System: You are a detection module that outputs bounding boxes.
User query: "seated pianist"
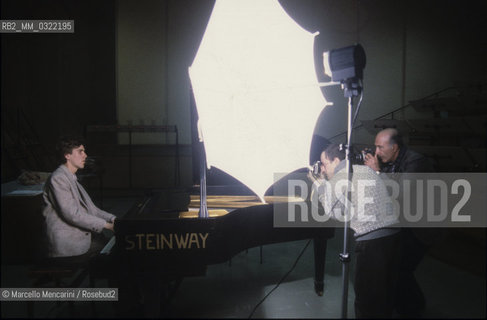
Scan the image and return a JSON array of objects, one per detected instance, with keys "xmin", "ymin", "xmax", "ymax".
[{"xmin": 42, "ymin": 135, "xmax": 116, "ymax": 259}]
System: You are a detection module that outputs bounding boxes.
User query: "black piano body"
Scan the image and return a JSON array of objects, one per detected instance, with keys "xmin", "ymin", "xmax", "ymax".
[{"xmin": 94, "ymin": 183, "xmax": 335, "ymax": 297}]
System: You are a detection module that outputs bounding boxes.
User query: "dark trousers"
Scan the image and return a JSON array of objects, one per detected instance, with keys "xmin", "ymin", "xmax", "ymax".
[
  {"xmin": 354, "ymin": 232, "xmax": 401, "ymax": 319},
  {"xmin": 394, "ymin": 228, "xmax": 428, "ymax": 316}
]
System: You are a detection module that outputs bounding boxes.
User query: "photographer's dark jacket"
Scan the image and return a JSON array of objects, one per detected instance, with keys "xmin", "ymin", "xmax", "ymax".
[
  {"xmin": 379, "ymin": 146, "xmax": 440, "ymax": 245},
  {"xmin": 380, "ymin": 146, "xmax": 433, "ymax": 173}
]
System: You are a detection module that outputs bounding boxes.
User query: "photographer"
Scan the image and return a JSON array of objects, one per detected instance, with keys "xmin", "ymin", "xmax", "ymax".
[
  {"xmin": 309, "ymin": 143, "xmax": 400, "ymax": 318},
  {"xmin": 363, "ymin": 128, "xmax": 432, "ymax": 173},
  {"xmin": 363, "ymin": 128, "xmax": 435, "ymax": 317}
]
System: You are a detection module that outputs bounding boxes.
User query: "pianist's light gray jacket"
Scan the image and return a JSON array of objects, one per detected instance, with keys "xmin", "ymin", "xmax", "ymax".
[{"xmin": 42, "ymin": 164, "xmax": 115, "ymax": 257}]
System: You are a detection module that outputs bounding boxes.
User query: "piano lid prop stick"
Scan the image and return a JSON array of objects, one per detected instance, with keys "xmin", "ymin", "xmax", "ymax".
[{"xmin": 198, "ymin": 120, "xmax": 209, "ymax": 218}]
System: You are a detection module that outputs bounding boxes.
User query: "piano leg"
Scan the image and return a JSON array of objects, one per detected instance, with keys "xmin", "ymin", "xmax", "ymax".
[
  {"xmin": 159, "ymin": 276, "xmax": 183, "ymax": 317},
  {"xmin": 313, "ymin": 237, "xmax": 328, "ymax": 296}
]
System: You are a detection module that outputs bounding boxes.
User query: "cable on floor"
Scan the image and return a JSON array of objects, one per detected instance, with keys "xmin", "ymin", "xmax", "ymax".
[{"xmin": 248, "ymin": 239, "xmax": 312, "ymax": 319}]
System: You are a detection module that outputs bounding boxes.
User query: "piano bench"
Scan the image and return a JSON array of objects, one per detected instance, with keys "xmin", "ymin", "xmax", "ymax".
[
  {"xmin": 28, "ymin": 265, "xmax": 88, "ymax": 287},
  {"xmin": 26, "ymin": 260, "xmax": 90, "ymax": 317}
]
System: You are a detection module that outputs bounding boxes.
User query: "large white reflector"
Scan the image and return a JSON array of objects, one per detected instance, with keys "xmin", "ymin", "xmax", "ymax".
[{"xmin": 189, "ymin": 0, "xmax": 328, "ymax": 202}]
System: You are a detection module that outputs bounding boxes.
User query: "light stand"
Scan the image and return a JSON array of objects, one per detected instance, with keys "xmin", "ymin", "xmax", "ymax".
[
  {"xmin": 323, "ymin": 44, "xmax": 365, "ymax": 318},
  {"xmin": 339, "ymin": 79, "xmax": 362, "ymax": 318}
]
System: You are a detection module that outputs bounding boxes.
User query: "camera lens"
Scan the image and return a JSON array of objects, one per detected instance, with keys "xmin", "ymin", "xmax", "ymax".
[{"xmin": 312, "ymin": 161, "xmax": 321, "ymax": 176}]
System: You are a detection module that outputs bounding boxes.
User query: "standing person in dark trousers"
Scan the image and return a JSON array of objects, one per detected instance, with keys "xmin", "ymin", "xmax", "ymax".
[
  {"xmin": 309, "ymin": 143, "xmax": 401, "ymax": 318},
  {"xmin": 364, "ymin": 128, "xmax": 436, "ymax": 316}
]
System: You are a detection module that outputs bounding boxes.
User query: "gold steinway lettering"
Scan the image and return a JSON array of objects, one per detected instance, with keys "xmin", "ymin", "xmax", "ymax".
[
  {"xmin": 161, "ymin": 234, "xmax": 173, "ymax": 249},
  {"xmin": 124, "ymin": 233, "xmax": 210, "ymax": 250},
  {"xmin": 146, "ymin": 233, "xmax": 155, "ymax": 250},
  {"xmin": 125, "ymin": 235, "xmax": 135, "ymax": 250},
  {"xmin": 189, "ymin": 233, "xmax": 199, "ymax": 248},
  {"xmin": 136, "ymin": 234, "xmax": 144, "ymax": 250},
  {"xmin": 156, "ymin": 232, "xmax": 160, "ymax": 249},
  {"xmin": 199, "ymin": 232, "xmax": 209, "ymax": 248},
  {"xmin": 175, "ymin": 233, "xmax": 189, "ymax": 249}
]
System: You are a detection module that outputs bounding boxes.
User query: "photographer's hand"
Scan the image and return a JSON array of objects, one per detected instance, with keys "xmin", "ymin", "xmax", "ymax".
[
  {"xmin": 364, "ymin": 153, "xmax": 380, "ymax": 171},
  {"xmin": 307, "ymin": 171, "xmax": 318, "ymax": 184}
]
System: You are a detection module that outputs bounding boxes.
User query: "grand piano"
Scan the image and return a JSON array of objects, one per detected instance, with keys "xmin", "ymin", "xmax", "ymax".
[
  {"xmin": 90, "ymin": 135, "xmax": 335, "ymax": 314},
  {"xmin": 100, "ymin": 181, "xmax": 333, "ymax": 279},
  {"xmin": 91, "ymin": 189, "xmax": 335, "ymax": 319}
]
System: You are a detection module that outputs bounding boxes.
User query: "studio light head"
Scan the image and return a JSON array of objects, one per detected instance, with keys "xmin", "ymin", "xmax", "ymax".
[{"xmin": 323, "ymin": 44, "xmax": 366, "ymax": 83}]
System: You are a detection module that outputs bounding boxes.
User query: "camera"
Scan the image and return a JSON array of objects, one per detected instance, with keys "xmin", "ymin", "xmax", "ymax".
[
  {"xmin": 309, "ymin": 160, "xmax": 322, "ymax": 178},
  {"xmin": 350, "ymin": 148, "xmax": 374, "ymax": 164}
]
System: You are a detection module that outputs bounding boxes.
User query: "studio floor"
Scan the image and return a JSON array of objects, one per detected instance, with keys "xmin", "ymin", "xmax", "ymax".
[{"xmin": 1, "ymin": 196, "xmax": 485, "ymax": 318}]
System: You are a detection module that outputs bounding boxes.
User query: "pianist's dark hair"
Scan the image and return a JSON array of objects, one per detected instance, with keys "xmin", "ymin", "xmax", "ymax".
[
  {"xmin": 322, "ymin": 143, "xmax": 345, "ymax": 161},
  {"xmin": 56, "ymin": 135, "xmax": 86, "ymax": 164}
]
